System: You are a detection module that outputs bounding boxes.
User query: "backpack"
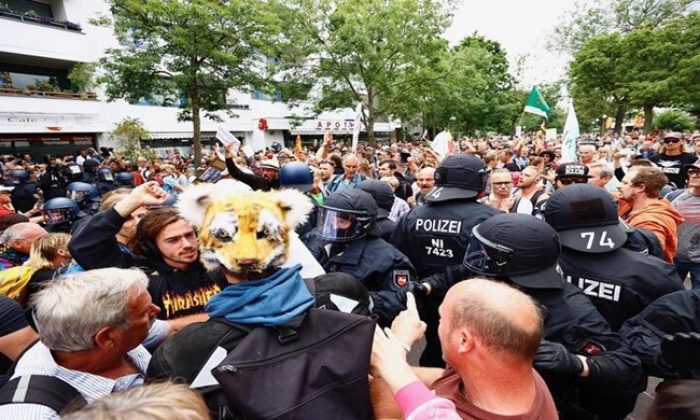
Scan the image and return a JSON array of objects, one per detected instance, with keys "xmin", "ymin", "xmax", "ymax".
[
  {"xmin": 0, "ymin": 375, "xmax": 86, "ymax": 415},
  {"xmin": 148, "ymin": 274, "xmax": 376, "ymax": 419},
  {"xmin": 213, "ymin": 308, "xmax": 375, "ymax": 420}
]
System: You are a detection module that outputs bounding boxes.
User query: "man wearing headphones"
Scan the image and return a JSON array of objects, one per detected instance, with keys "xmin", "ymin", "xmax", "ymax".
[{"xmin": 68, "ymin": 182, "xmax": 228, "ymax": 322}]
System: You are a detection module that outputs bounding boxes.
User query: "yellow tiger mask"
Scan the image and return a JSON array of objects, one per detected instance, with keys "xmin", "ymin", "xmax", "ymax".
[{"xmin": 177, "ymin": 181, "xmax": 314, "ymax": 276}]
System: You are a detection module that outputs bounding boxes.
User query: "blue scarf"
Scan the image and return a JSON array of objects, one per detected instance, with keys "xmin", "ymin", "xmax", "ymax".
[{"xmin": 205, "ymin": 265, "xmax": 314, "ymax": 327}]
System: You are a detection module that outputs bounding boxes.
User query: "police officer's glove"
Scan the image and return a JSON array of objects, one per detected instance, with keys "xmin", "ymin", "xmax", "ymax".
[
  {"xmin": 661, "ymin": 332, "xmax": 700, "ymax": 369},
  {"xmin": 397, "ymin": 282, "xmax": 428, "ymax": 306},
  {"xmin": 533, "ymin": 340, "xmax": 583, "ymax": 377}
]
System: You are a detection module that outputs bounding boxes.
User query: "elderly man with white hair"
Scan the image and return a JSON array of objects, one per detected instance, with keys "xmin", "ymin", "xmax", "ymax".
[{"xmin": 0, "ymin": 268, "xmax": 159, "ymax": 419}]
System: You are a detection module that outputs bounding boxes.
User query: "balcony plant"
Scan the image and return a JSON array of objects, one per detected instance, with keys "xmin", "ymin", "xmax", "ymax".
[
  {"xmin": 68, "ymin": 63, "xmax": 95, "ymax": 93},
  {"xmin": 61, "ymin": 20, "xmax": 81, "ymax": 31}
]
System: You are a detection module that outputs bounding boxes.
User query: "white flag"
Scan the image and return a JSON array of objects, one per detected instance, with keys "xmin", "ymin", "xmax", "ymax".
[
  {"xmin": 561, "ymin": 102, "xmax": 579, "ymax": 163},
  {"xmin": 431, "ymin": 130, "xmax": 452, "ymax": 159},
  {"xmin": 216, "ymin": 125, "xmax": 241, "ymax": 155},
  {"xmin": 351, "ymin": 102, "xmax": 363, "ymax": 152}
]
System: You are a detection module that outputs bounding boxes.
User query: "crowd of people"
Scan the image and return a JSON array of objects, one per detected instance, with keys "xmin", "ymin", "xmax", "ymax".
[{"xmin": 0, "ymin": 128, "xmax": 699, "ymax": 419}]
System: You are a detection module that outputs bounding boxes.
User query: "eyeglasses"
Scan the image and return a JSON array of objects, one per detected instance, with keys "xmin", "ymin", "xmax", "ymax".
[
  {"xmin": 558, "ymin": 177, "xmax": 588, "ymax": 185},
  {"xmin": 664, "ymin": 138, "xmax": 681, "ymax": 144},
  {"xmin": 688, "ymin": 169, "xmax": 700, "ymax": 177}
]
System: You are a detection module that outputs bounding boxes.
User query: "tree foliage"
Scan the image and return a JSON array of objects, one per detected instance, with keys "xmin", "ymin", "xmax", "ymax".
[
  {"xmin": 291, "ymin": 0, "xmax": 453, "ymax": 144},
  {"xmin": 552, "ymin": 0, "xmax": 697, "ymax": 54},
  {"xmin": 100, "ymin": 0, "xmax": 301, "ymax": 165},
  {"xmin": 568, "ymin": 11, "xmax": 700, "ymax": 133},
  {"xmin": 111, "ymin": 117, "xmax": 156, "ymax": 161},
  {"xmin": 653, "ymin": 109, "xmax": 696, "ymax": 131}
]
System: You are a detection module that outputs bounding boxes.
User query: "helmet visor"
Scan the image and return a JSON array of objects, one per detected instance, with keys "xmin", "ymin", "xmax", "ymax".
[
  {"xmin": 43, "ymin": 208, "xmax": 73, "ymax": 225},
  {"xmin": 463, "ymin": 226, "xmax": 514, "ymax": 276},
  {"xmin": 317, "ymin": 208, "xmax": 367, "ymax": 242},
  {"xmin": 69, "ymin": 190, "xmax": 87, "ymax": 203}
]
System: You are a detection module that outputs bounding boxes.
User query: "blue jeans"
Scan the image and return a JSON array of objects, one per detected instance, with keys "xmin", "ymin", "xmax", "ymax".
[{"xmin": 674, "ymin": 259, "xmax": 700, "ymax": 289}]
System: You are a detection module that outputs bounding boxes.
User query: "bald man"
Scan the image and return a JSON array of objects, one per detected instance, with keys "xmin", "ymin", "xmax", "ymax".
[{"xmin": 371, "ymin": 279, "xmax": 558, "ymax": 419}]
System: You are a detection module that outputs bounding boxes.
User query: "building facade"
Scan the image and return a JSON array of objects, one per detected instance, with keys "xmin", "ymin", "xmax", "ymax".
[{"xmin": 0, "ymin": 0, "xmax": 395, "ymax": 160}]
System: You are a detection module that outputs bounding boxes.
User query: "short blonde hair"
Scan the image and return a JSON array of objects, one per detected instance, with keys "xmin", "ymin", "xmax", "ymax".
[
  {"xmin": 25, "ymin": 232, "xmax": 70, "ymax": 271},
  {"xmin": 62, "ymin": 382, "xmax": 209, "ymax": 420}
]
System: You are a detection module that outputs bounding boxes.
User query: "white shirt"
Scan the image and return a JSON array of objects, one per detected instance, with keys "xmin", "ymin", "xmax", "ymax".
[{"xmin": 0, "ymin": 341, "xmax": 151, "ymax": 419}]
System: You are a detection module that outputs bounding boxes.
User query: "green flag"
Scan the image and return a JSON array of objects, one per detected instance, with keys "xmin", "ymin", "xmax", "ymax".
[{"xmin": 523, "ymin": 86, "xmax": 551, "ymax": 119}]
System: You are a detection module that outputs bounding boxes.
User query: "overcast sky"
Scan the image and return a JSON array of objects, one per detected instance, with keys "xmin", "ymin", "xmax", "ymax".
[{"xmin": 444, "ymin": 0, "xmax": 579, "ymax": 88}]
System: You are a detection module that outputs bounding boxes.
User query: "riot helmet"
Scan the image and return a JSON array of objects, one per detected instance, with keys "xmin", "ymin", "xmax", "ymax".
[
  {"xmin": 67, "ymin": 182, "xmax": 99, "ymax": 207},
  {"xmin": 464, "ymin": 213, "xmax": 564, "ymax": 289},
  {"xmin": 97, "ymin": 167, "xmax": 114, "ymax": 182},
  {"xmin": 9, "ymin": 169, "xmax": 29, "ymax": 184},
  {"xmin": 280, "ymin": 162, "xmax": 313, "ymax": 192},
  {"xmin": 317, "ymin": 189, "xmax": 380, "ymax": 242},
  {"xmin": 63, "ymin": 163, "xmax": 84, "ymax": 183},
  {"xmin": 42, "ymin": 197, "xmax": 80, "ymax": 225},
  {"xmin": 115, "ymin": 171, "xmax": 135, "ymax": 186}
]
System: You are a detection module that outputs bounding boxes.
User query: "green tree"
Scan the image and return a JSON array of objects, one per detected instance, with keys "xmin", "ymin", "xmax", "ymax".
[
  {"xmin": 111, "ymin": 117, "xmax": 155, "ymax": 161},
  {"xmin": 568, "ymin": 33, "xmax": 633, "ymax": 134},
  {"xmin": 99, "ymin": 0, "xmax": 299, "ymax": 165},
  {"xmin": 551, "ymin": 0, "xmax": 697, "ymax": 54},
  {"xmin": 653, "ymin": 109, "xmax": 695, "ymax": 131},
  {"xmin": 294, "ymin": 0, "xmax": 453, "ymax": 145},
  {"xmin": 416, "ymin": 35, "xmax": 522, "ymax": 137}
]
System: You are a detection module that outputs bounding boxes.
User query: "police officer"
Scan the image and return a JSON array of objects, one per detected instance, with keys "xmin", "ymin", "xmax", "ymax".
[
  {"xmin": 62, "ymin": 162, "xmax": 84, "ymax": 183},
  {"xmin": 620, "ymin": 289, "xmax": 700, "ymax": 379},
  {"xmin": 8, "ymin": 169, "xmax": 39, "ymax": 213},
  {"xmin": 82, "ymin": 158, "xmax": 100, "ymax": 184},
  {"xmin": 356, "ymin": 179, "xmax": 396, "ymax": 242},
  {"xmin": 279, "ymin": 161, "xmax": 318, "ymax": 237},
  {"xmin": 67, "ymin": 182, "xmax": 100, "ymax": 215},
  {"xmin": 390, "ymin": 153, "xmax": 499, "ymax": 366},
  {"xmin": 543, "ymin": 184, "xmax": 683, "ymax": 330},
  {"xmin": 39, "ymin": 155, "xmax": 68, "ymax": 200},
  {"xmin": 305, "ymin": 188, "xmax": 416, "ymax": 325},
  {"xmin": 42, "ymin": 197, "xmax": 82, "ymax": 233},
  {"xmin": 96, "ymin": 167, "xmax": 118, "ymax": 195},
  {"xmin": 463, "ymin": 213, "xmax": 647, "ymax": 419}
]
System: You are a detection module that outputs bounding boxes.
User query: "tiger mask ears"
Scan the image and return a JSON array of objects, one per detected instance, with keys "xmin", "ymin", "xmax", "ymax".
[{"xmin": 177, "ymin": 182, "xmax": 314, "ymax": 231}]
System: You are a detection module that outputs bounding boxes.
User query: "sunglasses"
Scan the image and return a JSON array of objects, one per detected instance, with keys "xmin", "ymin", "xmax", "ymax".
[
  {"xmin": 558, "ymin": 177, "xmax": 588, "ymax": 185},
  {"xmin": 664, "ymin": 138, "xmax": 681, "ymax": 144}
]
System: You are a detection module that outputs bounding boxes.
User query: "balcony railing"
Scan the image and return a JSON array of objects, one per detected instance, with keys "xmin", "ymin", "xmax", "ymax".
[
  {"xmin": 0, "ymin": 87, "xmax": 97, "ymax": 100},
  {"xmin": 0, "ymin": 9, "xmax": 82, "ymax": 32}
]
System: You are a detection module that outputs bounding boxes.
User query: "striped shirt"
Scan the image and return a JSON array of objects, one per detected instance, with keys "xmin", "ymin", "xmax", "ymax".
[{"xmin": 0, "ymin": 341, "xmax": 150, "ymax": 419}]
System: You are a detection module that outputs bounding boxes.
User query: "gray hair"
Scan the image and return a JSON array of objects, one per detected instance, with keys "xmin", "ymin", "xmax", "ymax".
[
  {"xmin": 1, "ymin": 222, "xmax": 43, "ymax": 245},
  {"xmin": 31, "ymin": 268, "xmax": 149, "ymax": 352},
  {"xmin": 589, "ymin": 162, "xmax": 614, "ymax": 179}
]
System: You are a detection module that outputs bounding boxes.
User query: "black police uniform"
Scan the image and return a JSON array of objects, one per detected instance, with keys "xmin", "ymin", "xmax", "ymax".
[
  {"xmin": 306, "ymin": 233, "xmax": 416, "ymax": 324},
  {"xmin": 620, "ymin": 289, "xmax": 700, "ymax": 379},
  {"xmin": 10, "ymin": 181, "xmax": 38, "ymax": 213},
  {"xmin": 559, "ymin": 248, "xmax": 683, "ymax": 330},
  {"xmin": 543, "ymin": 184, "xmax": 683, "ymax": 331},
  {"xmin": 391, "ymin": 200, "xmax": 499, "ymax": 277},
  {"xmin": 533, "ymin": 283, "xmax": 647, "ymax": 419},
  {"xmin": 39, "ymin": 166, "xmax": 67, "ymax": 199},
  {"xmin": 390, "ymin": 154, "xmax": 499, "ymax": 367}
]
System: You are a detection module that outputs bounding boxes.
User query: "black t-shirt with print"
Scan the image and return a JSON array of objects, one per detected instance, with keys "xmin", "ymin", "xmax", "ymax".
[{"xmin": 650, "ymin": 153, "xmax": 697, "ymax": 188}]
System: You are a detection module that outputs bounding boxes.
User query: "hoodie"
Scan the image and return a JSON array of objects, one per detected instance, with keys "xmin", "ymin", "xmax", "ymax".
[{"xmin": 625, "ymin": 199, "xmax": 683, "ymax": 263}]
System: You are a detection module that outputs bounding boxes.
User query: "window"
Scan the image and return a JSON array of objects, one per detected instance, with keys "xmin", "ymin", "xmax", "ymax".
[{"xmin": 5, "ymin": 0, "xmax": 52, "ymax": 17}]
